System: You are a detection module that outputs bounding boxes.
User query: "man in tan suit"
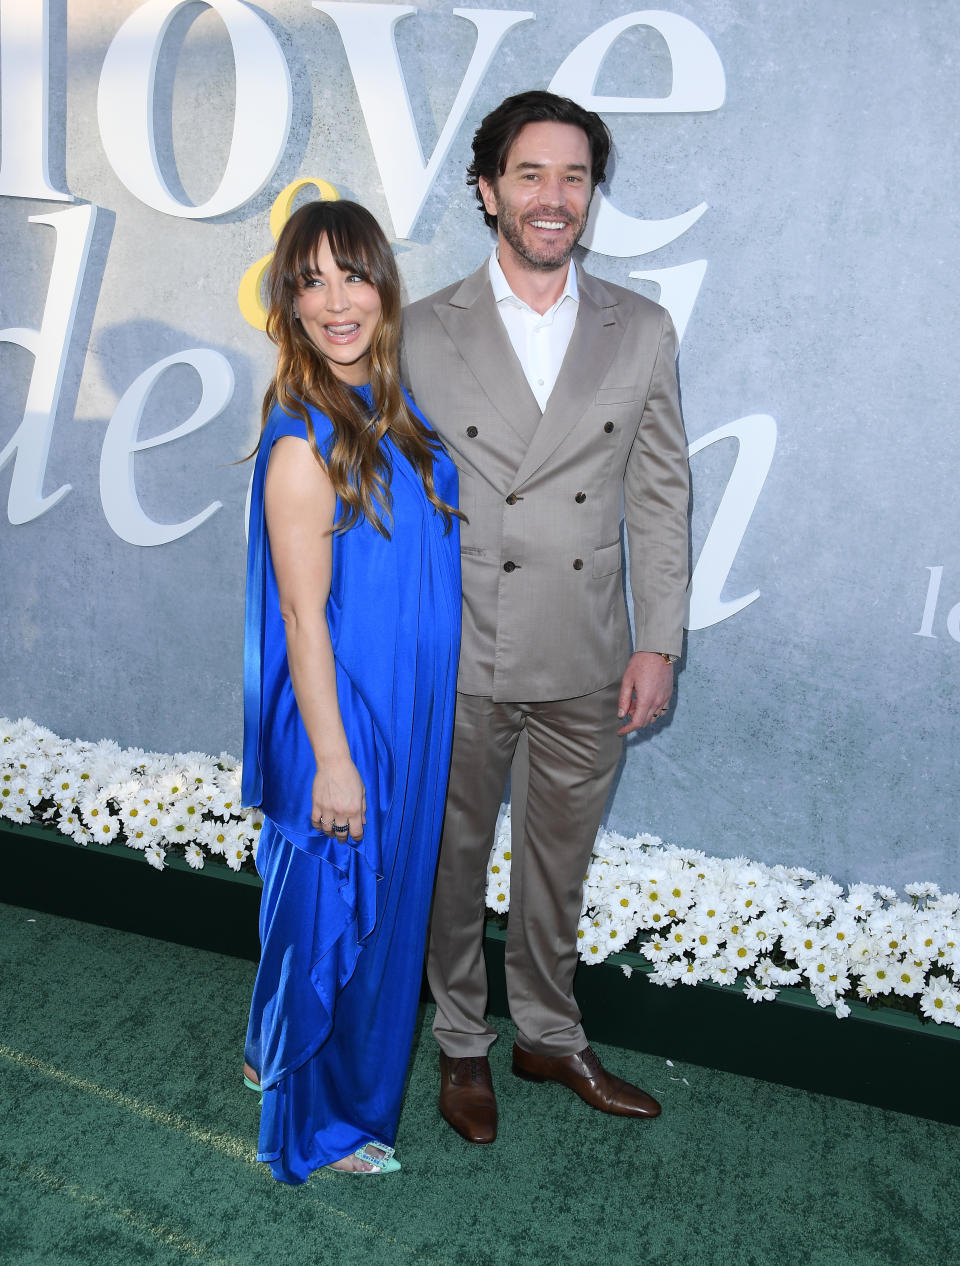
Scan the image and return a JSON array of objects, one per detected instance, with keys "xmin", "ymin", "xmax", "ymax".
[{"xmin": 401, "ymin": 91, "xmax": 689, "ymax": 1144}]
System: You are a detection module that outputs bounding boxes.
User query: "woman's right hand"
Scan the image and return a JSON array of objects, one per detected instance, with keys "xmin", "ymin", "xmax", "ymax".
[{"xmin": 312, "ymin": 755, "xmax": 366, "ymax": 842}]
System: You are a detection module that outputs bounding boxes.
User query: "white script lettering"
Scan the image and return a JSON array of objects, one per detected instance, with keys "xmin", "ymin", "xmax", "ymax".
[
  {"xmin": 551, "ymin": 10, "xmax": 725, "ymax": 258},
  {"xmin": 686, "ymin": 415, "xmax": 777, "ymax": 631},
  {"xmin": 100, "ymin": 349, "xmax": 233, "ymax": 547},
  {"xmin": 0, "ymin": 0, "xmax": 72, "ymax": 201},
  {"xmin": 0, "ymin": 205, "xmax": 99, "ymax": 523},
  {"xmin": 914, "ymin": 566, "xmax": 960, "ymax": 643},
  {"xmin": 313, "ymin": 3, "xmax": 534, "ymax": 240},
  {"xmin": 97, "ymin": 0, "xmax": 291, "ymax": 219}
]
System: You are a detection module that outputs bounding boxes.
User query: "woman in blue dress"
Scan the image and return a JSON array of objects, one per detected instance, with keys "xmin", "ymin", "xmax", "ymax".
[{"xmin": 240, "ymin": 200, "xmax": 461, "ymax": 1180}]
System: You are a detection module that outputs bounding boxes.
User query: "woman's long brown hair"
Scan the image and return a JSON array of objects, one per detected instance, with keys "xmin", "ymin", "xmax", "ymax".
[{"xmin": 258, "ymin": 199, "xmax": 459, "ymax": 537}]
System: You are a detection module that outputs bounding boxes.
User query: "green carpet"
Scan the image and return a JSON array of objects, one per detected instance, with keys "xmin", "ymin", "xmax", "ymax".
[{"xmin": 2, "ymin": 902, "xmax": 959, "ymax": 1266}]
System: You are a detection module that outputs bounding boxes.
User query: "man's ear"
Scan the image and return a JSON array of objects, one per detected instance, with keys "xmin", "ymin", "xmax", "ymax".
[{"xmin": 478, "ymin": 176, "xmax": 498, "ymax": 217}]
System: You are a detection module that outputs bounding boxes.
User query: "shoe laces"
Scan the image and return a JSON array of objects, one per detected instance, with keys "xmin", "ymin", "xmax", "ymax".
[
  {"xmin": 452, "ymin": 1056, "xmax": 491, "ymax": 1086},
  {"xmin": 579, "ymin": 1045, "xmax": 602, "ymax": 1076}
]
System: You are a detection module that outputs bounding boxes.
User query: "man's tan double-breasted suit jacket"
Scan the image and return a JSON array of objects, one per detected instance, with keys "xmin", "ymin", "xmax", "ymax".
[
  {"xmin": 402, "ymin": 258, "xmax": 689, "ymax": 1057},
  {"xmin": 401, "ymin": 260, "xmax": 690, "ymax": 695}
]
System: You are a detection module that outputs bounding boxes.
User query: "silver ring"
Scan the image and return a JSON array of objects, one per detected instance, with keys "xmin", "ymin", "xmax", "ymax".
[{"xmin": 333, "ymin": 824, "xmax": 349, "ymax": 835}]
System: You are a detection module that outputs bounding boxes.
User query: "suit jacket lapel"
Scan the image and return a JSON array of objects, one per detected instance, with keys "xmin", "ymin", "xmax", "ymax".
[
  {"xmin": 511, "ymin": 267, "xmax": 624, "ymax": 489},
  {"xmin": 433, "ymin": 263, "xmax": 542, "ymax": 445}
]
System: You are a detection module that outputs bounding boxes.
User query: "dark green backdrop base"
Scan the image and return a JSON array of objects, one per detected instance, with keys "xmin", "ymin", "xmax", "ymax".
[{"xmin": 4, "ymin": 822, "xmax": 959, "ymax": 1126}]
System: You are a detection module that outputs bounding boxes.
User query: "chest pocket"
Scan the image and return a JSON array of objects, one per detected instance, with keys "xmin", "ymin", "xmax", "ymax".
[{"xmin": 596, "ymin": 386, "xmax": 641, "ymax": 405}]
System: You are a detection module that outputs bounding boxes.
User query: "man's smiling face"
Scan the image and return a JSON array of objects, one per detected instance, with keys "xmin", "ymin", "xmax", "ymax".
[{"xmin": 479, "ymin": 120, "xmax": 593, "ymax": 274}]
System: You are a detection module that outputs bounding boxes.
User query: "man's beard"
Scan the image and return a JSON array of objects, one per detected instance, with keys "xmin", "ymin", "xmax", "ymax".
[{"xmin": 495, "ymin": 199, "xmax": 589, "ymax": 271}]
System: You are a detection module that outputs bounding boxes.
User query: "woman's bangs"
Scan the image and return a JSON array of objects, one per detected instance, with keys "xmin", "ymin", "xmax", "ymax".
[{"xmin": 324, "ymin": 219, "xmax": 376, "ymax": 284}]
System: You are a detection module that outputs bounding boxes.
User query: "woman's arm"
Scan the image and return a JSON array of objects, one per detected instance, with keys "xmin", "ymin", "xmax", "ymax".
[{"xmin": 264, "ymin": 434, "xmax": 366, "ymax": 841}]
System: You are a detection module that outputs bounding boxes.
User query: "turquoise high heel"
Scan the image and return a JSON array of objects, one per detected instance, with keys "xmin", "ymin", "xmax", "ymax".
[
  {"xmin": 242, "ymin": 1071, "xmax": 263, "ymax": 1107},
  {"xmin": 326, "ymin": 1142, "xmax": 401, "ymax": 1175}
]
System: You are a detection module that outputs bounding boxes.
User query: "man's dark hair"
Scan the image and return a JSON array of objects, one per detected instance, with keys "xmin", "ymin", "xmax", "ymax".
[{"xmin": 466, "ymin": 90, "xmax": 612, "ymax": 230}]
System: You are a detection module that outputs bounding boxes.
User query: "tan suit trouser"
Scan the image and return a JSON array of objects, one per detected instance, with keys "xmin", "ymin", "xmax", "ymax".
[{"xmin": 426, "ymin": 683, "xmax": 623, "ymax": 1057}]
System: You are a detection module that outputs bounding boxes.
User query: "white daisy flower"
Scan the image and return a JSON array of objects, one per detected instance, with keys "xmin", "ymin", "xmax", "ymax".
[
  {"xmin": 857, "ymin": 962, "xmax": 895, "ymax": 997},
  {"xmin": 919, "ymin": 976, "xmax": 960, "ymax": 1025},
  {"xmin": 226, "ymin": 843, "xmax": 249, "ymax": 872},
  {"xmin": 905, "ymin": 881, "xmax": 942, "ymax": 903},
  {"xmin": 889, "ymin": 961, "xmax": 924, "ymax": 997},
  {"xmin": 144, "ymin": 844, "xmax": 166, "ymax": 870},
  {"xmin": 93, "ymin": 812, "xmax": 122, "ymax": 845},
  {"xmin": 184, "ymin": 843, "xmax": 205, "ymax": 870},
  {"xmin": 743, "ymin": 978, "xmax": 777, "ymax": 1004}
]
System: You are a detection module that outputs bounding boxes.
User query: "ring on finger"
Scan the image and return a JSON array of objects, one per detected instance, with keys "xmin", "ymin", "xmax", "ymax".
[{"xmin": 333, "ymin": 823, "xmax": 349, "ymax": 835}]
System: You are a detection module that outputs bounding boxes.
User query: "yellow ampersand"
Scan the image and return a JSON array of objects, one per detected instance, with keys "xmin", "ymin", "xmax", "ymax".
[{"xmin": 237, "ymin": 178, "xmax": 340, "ymax": 331}]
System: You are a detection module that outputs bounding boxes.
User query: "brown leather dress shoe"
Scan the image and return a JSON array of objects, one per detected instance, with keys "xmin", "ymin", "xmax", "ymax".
[
  {"xmin": 438, "ymin": 1052, "xmax": 498, "ymax": 1143},
  {"xmin": 511, "ymin": 1042, "xmax": 661, "ymax": 1118}
]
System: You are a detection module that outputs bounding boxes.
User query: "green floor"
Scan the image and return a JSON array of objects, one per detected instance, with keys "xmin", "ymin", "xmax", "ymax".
[{"xmin": 2, "ymin": 902, "xmax": 959, "ymax": 1266}]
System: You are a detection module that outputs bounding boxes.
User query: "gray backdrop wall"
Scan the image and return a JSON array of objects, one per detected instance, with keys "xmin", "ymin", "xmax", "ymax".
[{"xmin": 2, "ymin": 0, "xmax": 958, "ymax": 889}]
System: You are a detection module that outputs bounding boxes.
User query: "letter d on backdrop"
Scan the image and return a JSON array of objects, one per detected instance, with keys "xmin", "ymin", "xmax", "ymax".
[{"xmin": 0, "ymin": 206, "xmax": 99, "ymax": 525}]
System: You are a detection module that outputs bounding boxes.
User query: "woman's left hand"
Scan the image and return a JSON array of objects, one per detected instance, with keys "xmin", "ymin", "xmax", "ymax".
[{"xmin": 312, "ymin": 755, "xmax": 366, "ymax": 842}]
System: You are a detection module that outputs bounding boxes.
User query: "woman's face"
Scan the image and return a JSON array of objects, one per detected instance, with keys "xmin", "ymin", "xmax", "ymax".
[{"xmin": 294, "ymin": 234, "xmax": 382, "ymax": 385}]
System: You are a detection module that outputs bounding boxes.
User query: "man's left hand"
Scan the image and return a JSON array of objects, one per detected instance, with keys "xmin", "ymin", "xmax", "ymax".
[{"xmin": 617, "ymin": 652, "xmax": 675, "ymax": 736}]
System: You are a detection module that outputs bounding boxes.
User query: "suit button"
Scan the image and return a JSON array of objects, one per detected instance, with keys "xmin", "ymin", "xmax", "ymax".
[
  {"xmin": 575, "ymin": 492, "xmax": 586, "ymax": 503},
  {"xmin": 503, "ymin": 561, "xmax": 517, "ymax": 573},
  {"xmin": 466, "ymin": 425, "xmax": 478, "ymax": 437},
  {"xmin": 603, "ymin": 421, "xmax": 614, "ymax": 434},
  {"xmin": 505, "ymin": 493, "xmax": 518, "ymax": 505},
  {"xmin": 573, "ymin": 558, "xmax": 584, "ymax": 570}
]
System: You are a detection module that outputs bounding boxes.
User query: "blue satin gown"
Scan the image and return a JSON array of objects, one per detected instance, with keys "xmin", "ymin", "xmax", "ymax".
[{"xmin": 241, "ymin": 388, "xmax": 460, "ymax": 1184}]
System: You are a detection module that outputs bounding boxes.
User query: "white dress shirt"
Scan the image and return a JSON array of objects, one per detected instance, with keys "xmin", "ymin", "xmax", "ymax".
[{"xmin": 488, "ymin": 251, "xmax": 579, "ymax": 412}]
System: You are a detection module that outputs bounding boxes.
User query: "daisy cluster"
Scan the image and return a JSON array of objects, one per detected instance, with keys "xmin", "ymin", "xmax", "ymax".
[
  {"xmin": 0, "ymin": 717, "xmax": 262, "ymax": 873},
  {"xmin": 6, "ymin": 718, "xmax": 959, "ymax": 1028},
  {"xmin": 485, "ymin": 818, "xmax": 960, "ymax": 1027}
]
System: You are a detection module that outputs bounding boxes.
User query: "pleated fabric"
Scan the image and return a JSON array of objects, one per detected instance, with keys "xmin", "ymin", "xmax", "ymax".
[{"xmin": 241, "ymin": 388, "xmax": 460, "ymax": 1183}]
